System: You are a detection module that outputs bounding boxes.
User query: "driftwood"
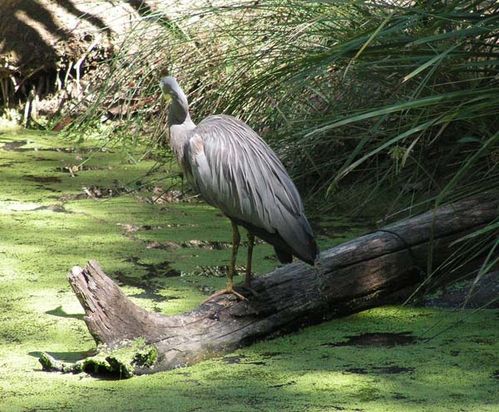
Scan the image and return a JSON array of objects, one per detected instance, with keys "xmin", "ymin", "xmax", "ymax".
[{"xmin": 41, "ymin": 196, "xmax": 498, "ymax": 377}]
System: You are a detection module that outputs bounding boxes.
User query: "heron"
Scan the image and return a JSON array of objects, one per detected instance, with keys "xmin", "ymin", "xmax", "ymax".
[{"xmin": 159, "ymin": 76, "xmax": 319, "ymax": 299}]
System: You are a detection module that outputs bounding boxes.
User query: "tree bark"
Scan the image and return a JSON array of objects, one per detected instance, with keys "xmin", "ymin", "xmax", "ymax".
[{"xmin": 62, "ymin": 195, "xmax": 498, "ymax": 375}]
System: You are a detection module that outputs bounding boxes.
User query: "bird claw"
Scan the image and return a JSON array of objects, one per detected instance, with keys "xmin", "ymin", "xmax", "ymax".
[{"xmin": 202, "ymin": 287, "xmax": 247, "ymax": 304}]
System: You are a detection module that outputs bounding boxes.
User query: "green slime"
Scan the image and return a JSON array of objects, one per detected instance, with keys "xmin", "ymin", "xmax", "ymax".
[{"xmin": 0, "ymin": 128, "xmax": 497, "ymax": 411}]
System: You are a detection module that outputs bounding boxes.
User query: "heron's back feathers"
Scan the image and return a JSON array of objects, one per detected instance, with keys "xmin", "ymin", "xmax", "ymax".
[{"xmin": 182, "ymin": 114, "xmax": 319, "ymax": 264}]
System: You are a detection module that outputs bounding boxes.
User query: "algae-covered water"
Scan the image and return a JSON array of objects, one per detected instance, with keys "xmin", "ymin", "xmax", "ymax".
[{"xmin": 0, "ymin": 128, "xmax": 497, "ymax": 411}]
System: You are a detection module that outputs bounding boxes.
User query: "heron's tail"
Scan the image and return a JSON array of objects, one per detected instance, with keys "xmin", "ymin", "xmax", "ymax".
[
  {"xmin": 274, "ymin": 247, "xmax": 292, "ymax": 264},
  {"xmin": 281, "ymin": 214, "xmax": 319, "ymax": 265}
]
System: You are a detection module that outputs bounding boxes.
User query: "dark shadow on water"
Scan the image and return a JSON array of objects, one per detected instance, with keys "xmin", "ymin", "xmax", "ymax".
[
  {"xmin": 23, "ymin": 174, "xmax": 62, "ymax": 183},
  {"xmin": 31, "ymin": 204, "xmax": 72, "ymax": 213},
  {"xmin": 375, "ymin": 366, "xmax": 414, "ymax": 374},
  {"xmin": 2, "ymin": 140, "xmax": 28, "ymax": 151},
  {"xmin": 222, "ymin": 355, "xmax": 266, "ymax": 366},
  {"xmin": 345, "ymin": 366, "xmax": 414, "ymax": 375},
  {"xmin": 123, "ymin": 256, "xmax": 181, "ymax": 279},
  {"xmin": 113, "ymin": 258, "xmax": 181, "ymax": 302},
  {"xmin": 34, "ymin": 185, "xmax": 62, "ymax": 193},
  {"xmin": 45, "ymin": 305, "xmax": 84, "ymax": 320},
  {"xmin": 129, "ymin": 289, "xmax": 167, "ymax": 303},
  {"xmin": 145, "ymin": 239, "xmax": 258, "ymax": 252},
  {"xmin": 260, "ymin": 351, "xmax": 284, "ymax": 357},
  {"xmin": 223, "ymin": 354, "xmax": 246, "ymax": 364},
  {"xmin": 323, "ymin": 332, "xmax": 417, "ymax": 348}
]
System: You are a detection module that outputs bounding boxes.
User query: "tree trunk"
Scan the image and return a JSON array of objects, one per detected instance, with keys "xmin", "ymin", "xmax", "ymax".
[{"xmin": 44, "ymin": 195, "xmax": 498, "ymax": 376}]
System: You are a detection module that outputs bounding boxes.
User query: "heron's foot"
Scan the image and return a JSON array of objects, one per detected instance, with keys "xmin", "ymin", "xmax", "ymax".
[{"xmin": 202, "ymin": 286, "xmax": 247, "ymax": 303}]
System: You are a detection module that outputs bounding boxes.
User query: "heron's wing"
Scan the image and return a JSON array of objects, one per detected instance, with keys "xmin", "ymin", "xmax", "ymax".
[{"xmin": 185, "ymin": 115, "xmax": 317, "ymax": 263}]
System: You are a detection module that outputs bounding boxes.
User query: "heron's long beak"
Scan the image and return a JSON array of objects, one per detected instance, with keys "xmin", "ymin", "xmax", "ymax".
[{"xmin": 159, "ymin": 81, "xmax": 172, "ymax": 103}]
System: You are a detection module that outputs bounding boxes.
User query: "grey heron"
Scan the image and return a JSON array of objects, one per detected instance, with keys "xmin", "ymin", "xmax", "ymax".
[{"xmin": 160, "ymin": 76, "xmax": 318, "ymax": 299}]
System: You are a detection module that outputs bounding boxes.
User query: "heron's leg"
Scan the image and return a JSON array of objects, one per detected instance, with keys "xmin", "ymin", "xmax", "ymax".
[
  {"xmin": 227, "ymin": 221, "xmax": 240, "ymax": 291},
  {"xmin": 202, "ymin": 221, "xmax": 246, "ymax": 303},
  {"xmin": 245, "ymin": 232, "xmax": 255, "ymax": 288}
]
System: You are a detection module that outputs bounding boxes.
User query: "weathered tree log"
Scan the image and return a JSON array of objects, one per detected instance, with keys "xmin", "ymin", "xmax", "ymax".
[{"xmin": 47, "ymin": 195, "xmax": 498, "ymax": 376}]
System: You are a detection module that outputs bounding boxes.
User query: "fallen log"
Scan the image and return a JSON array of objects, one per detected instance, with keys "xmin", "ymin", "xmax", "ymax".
[{"xmin": 40, "ymin": 195, "xmax": 498, "ymax": 377}]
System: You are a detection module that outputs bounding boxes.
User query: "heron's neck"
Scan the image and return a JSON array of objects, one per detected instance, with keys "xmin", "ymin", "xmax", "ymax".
[
  {"xmin": 168, "ymin": 94, "xmax": 196, "ymax": 162},
  {"xmin": 168, "ymin": 90, "xmax": 191, "ymax": 125}
]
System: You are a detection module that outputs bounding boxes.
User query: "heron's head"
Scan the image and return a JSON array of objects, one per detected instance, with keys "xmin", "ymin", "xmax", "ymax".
[{"xmin": 159, "ymin": 76, "xmax": 181, "ymax": 102}]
